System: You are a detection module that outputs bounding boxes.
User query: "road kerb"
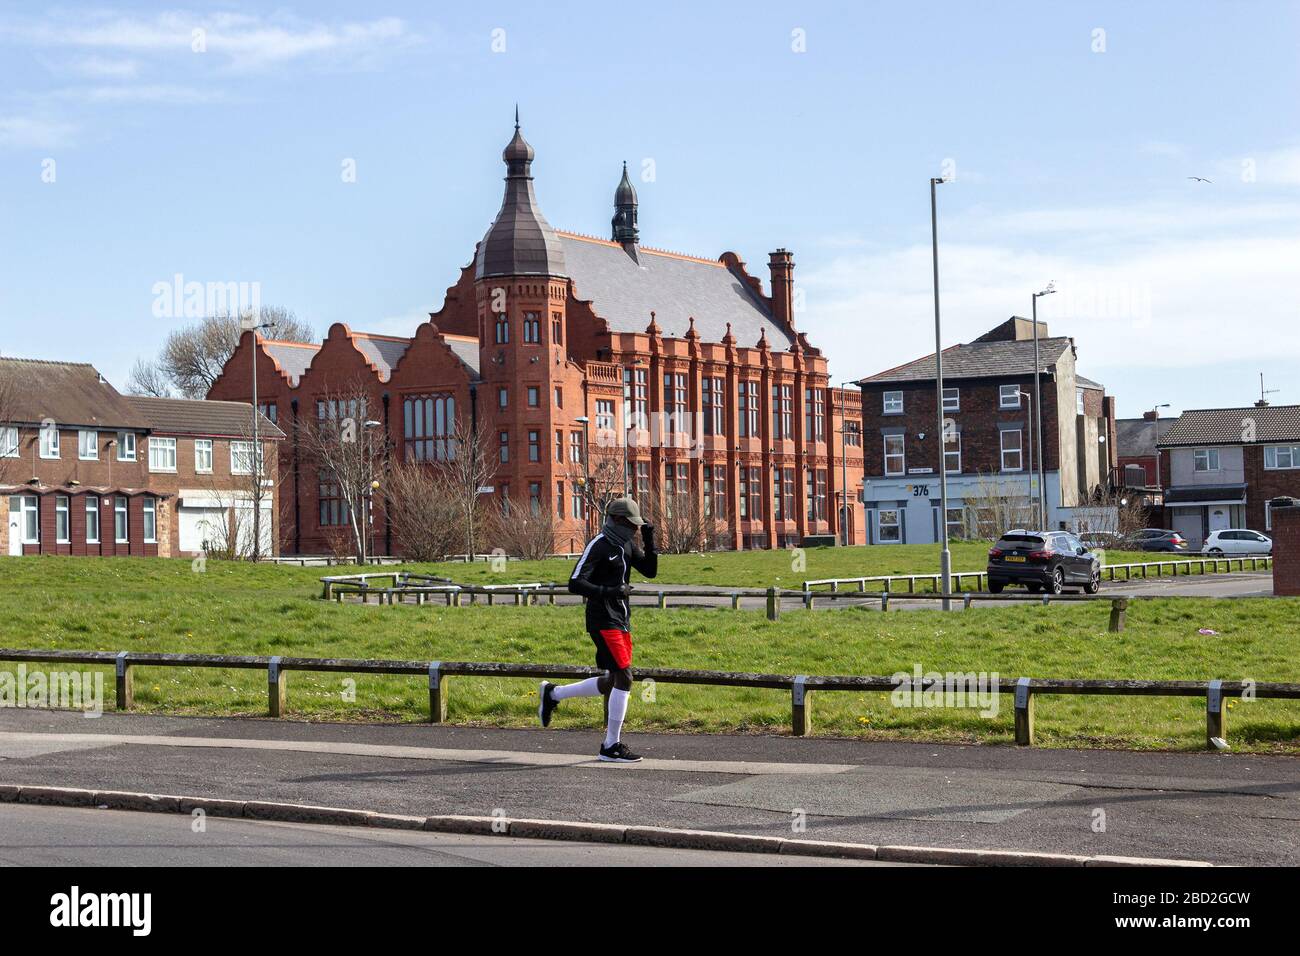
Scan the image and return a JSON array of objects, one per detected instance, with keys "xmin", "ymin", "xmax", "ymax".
[
  {"xmin": 879, "ymin": 844, "xmax": 1090, "ymax": 867},
  {"xmin": 1086, "ymin": 855, "xmax": 1215, "ymax": 868},
  {"xmin": 16, "ymin": 785, "xmax": 98, "ymax": 808},
  {"xmin": 624, "ymin": 825, "xmax": 787, "ymax": 854},
  {"xmin": 779, "ymin": 838, "xmax": 880, "ymax": 860},
  {"xmin": 509, "ymin": 818, "xmax": 627, "ymax": 843}
]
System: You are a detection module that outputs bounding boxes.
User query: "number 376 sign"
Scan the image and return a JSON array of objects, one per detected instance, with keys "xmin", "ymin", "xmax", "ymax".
[{"xmin": 907, "ymin": 485, "xmax": 931, "ymax": 497}]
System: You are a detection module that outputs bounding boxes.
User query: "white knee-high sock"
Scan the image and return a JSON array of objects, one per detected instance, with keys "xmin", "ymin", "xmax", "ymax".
[
  {"xmin": 551, "ymin": 677, "xmax": 603, "ymax": 701},
  {"xmin": 604, "ymin": 688, "xmax": 630, "ymax": 748}
]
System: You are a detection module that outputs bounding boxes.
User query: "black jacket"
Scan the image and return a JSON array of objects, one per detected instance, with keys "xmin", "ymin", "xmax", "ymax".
[{"xmin": 568, "ymin": 529, "xmax": 657, "ymax": 632}]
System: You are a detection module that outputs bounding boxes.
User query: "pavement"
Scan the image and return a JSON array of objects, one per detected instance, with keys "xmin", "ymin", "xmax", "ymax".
[{"xmin": 1, "ymin": 708, "xmax": 1295, "ymax": 865}]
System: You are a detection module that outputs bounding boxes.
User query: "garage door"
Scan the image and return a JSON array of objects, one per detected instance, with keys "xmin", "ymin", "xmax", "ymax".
[
  {"xmin": 1170, "ymin": 509, "xmax": 1204, "ymax": 549},
  {"xmin": 178, "ymin": 505, "xmax": 228, "ymax": 554}
]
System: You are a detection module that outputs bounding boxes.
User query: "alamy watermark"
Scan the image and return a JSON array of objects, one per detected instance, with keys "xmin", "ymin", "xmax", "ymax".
[
  {"xmin": 890, "ymin": 664, "xmax": 1000, "ymax": 718},
  {"xmin": 0, "ymin": 666, "xmax": 103, "ymax": 717}
]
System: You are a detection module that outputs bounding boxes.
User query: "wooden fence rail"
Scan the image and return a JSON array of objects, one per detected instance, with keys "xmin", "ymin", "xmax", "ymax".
[{"xmin": 3, "ymin": 648, "xmax": 1293, "ymax": 750}]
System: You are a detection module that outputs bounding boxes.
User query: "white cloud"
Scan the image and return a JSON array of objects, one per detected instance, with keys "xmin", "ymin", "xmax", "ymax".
[
  {"xmin": 66, "ymin": 55, "xmax": 140, "ymax": 78},
  {"xmin": 0, "ymin": 114, "xmax": 76, "ymax": 148}
]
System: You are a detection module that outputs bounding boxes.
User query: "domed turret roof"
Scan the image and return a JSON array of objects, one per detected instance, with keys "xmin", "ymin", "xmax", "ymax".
[{"xmin": 475, "ymin": 112, "xmax": 567, "ymax": 280}]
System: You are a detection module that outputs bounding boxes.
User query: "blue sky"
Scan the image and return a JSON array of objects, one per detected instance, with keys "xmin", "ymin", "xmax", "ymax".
[{"xmin": 1, "ymin": 1, "xmax": 1297, "ymax": 417}]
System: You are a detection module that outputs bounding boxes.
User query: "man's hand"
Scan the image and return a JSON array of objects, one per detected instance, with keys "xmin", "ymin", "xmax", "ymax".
[
  {"xmin": 604, "ymin": 583, "xmax": 632, "ymax": 598},
  {"xmin": 640, "ymin": 523, "xmax": 655, "ymax": 547}
]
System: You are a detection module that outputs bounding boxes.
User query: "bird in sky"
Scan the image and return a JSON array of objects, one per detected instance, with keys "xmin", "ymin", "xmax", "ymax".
[{"xmin": 1188, "ymin": 176, "xmax": 1213, "ymax": 183}]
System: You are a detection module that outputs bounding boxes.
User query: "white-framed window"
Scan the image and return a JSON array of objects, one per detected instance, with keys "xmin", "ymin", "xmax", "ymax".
[
  {"xmin": 999, "ymin": 384, "xmax": 1021, "ymax": 409},
  {"xmin": 114, "ymin": 497, "xmax": 128, "ymax": 544},
  {"xmin": 85, "ymin": 496, "xmax": 100, "ymax": 544},
  {"xmin": 40, "ymin": 424, "xmax": 60, "ymax": 459},
  {"xmin": 1000, "ymin": 429, "xmax": 1024, "ymax": 471},
  {"xmin": 942, "ymin": 387, "xmax": 960, "ymax": 412},
  {"xmin": 0, "ymin": 426, "xmax": 16, "ymax": 458},
  {"xmin": 56, "ymin": 496, "xmax": 70, "ymax": 543},
  {"xmin": 143, "ymin": 499, "xmax": 157, "ymax": 543},
  {"xmin": 148, "ymin": 437, "xmax": 177, "ymax": 472},
  {"xmin": 944, "ymin": 433, "xmax": 962, "ymax": 474},
  {"xmin": 1193, "ymin": 448, "xmax": 1221, "ymax": 472},
  {"xmin": 117, "ymin": 432, "xmax": 136, "ymax": 461},
  {"xmin": 946, "ymin": 507, "xmax": 965, "ymax": 540},
  {"xmin": 17, "ymin": 495, "xmax": 39, "ymax": 543},
  {"xmin": 78, "ymin": 429, "xmax": 99, "ymax": 460},
  {"xmin": 883, "ymin": 391, "xmax": 904, "ymax": 415},
  {"xmin": 1076, "ymin": 388, "xmax": 1086, "ymax": 414},
  {"xmin": 194, "ymin": 439, "xmax": 214, "ymax": 474},
  {"xmin": 1263, "ymin": 444, "xmax": 1300, "ymax": 470},
  {"xmin": 883, "ymin": 434, "xmax": 906, "ymax": 476},
  {"xmin": 878, "ymin": 509, "xmax": 901, "ymax": 543},
  {"xmin": 230, "ymin": 441, "xmax": 256, "ymax": 476}
]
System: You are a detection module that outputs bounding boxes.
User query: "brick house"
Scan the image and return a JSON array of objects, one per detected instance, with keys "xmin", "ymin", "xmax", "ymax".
[
  {"xmin": 208, "ymin": 120, "xmax": 865, "ymax": 555},
  {"xmin": 1157, "ymin": 404, "xmax": 1300, "ymax": 548},
  {"xmin": 856, "ymin": 318, "xmax": 1117, "ymax": 543},
  {"xmin": 1115, "ymin": 411, "xmax": 1170, "ymax": 521},
  {"xmin": 1, "ymin": 357, "xmax": 281, "ymax": 558}
]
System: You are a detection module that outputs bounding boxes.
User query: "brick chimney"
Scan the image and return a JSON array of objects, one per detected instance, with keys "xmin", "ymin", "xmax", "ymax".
[
  {"xmin": 1142, "ymin": 410, "xmax": 1158, "ymax": 421},
  {"xmin": 768, "ymin": 249, "xmax": 795, "ymax": 331}
]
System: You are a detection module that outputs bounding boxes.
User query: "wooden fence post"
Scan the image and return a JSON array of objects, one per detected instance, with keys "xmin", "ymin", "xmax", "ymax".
[
  {"xmin": 1108, "ymin": 597, "xmax": 1128, "ymax": 633},
  {"xmin": 803, "ymin": 590, "xmax": 814, "ymax": 610},
  {"xmin": 731, "ymin": 593, "xmax": 740, "ymax": 610},
  {"xmin": 791, "ymin": 676, "xmax": 811, "ymax": 736},
  {"xmin": 657, "ymin": 591, "xmax": 667, "ymax": 610},
  {"xmin": 115, "ymin": 651, "xmax": 133, "ymax": 711},
  {"xmin": 1014, "ymin": 677, "xmax": 1034, "ymax": 746},
  {"xmin": 1206, "ymin": 679, "xmax": 1226, "ymax": 749},
  {"xmin": 429, "ymin": 661, "xmax": 447, "ymax": 723},
  {"xmin": 268, "ymin": 656, "xmax": 286, "ymax": 718},
  {"xmin": 766, "ymin": 586, "xmax": 780, "ymax": 621},
  {"xmin": 881, "ymin": 593, "xmax": 890, "ymax": 612}
]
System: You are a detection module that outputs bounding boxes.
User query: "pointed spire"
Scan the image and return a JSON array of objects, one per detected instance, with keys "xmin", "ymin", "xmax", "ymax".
[
  {"xmin": 722, "ymin": 322, "xmax": 736, "ymax": 347},
  {"xmin": 645, "ymin": 311, "xmax": 661, "ymax": 336},
  {"xmin": 476, "ymin": 113, "xmax": 566, "ymax": 280},
  {"xmin": 757, "ymin": 327, "xmax": 770, "ymax": 350},
  {"xmin": 685, "ymin": 315, "xmax": 699, "ymax": 339},
  {"xmin": 514, "ymin": 103, "xmax": 520, "ymax": 129},
  {"xmin": 612, "ymin": 160, "xmax": 639, "ymax": 247}
]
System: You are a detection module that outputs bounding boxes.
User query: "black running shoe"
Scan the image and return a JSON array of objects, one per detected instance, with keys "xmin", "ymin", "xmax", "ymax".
[
  {"xmin": 598, "ymin": 741, "xmax": 642, "ymax": 763},
  {"xmin": 538, "ymin": 681, "xmax": 558, "ymax": 727}
]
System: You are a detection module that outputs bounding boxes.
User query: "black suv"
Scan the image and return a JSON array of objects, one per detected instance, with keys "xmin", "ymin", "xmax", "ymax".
[{"xmin": 987, "ymin": 530, "xmax": 1101, "ymax": 594}]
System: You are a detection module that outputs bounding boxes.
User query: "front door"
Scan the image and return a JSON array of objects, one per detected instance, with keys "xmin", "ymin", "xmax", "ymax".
[
  {"xmin": 1208, "ymin": 507, "xmax": 1231, "ymax": 534},
  {"xmin": 7, "ymin": 497, "xmax": 22, "ymax": 556}
]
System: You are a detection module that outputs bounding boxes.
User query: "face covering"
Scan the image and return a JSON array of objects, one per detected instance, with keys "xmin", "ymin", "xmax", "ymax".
[{"xmin": 602, "ymin": 518, "xmax": 635, "ymax": 549}]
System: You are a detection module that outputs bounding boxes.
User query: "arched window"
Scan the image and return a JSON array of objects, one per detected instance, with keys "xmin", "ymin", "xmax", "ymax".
[{"xmin": 403, "ymin": 393, "xmax": 457, "ymax": 461}]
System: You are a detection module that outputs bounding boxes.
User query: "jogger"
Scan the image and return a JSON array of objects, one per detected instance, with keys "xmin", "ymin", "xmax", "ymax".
[{"xmin": 538, "ymin": 497, "xmax": 657, "ymax": 762}]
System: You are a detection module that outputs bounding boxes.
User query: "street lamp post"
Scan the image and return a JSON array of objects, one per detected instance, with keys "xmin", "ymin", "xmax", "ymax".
[
  {"xmin": 362, "ymin": 420, "xmax": 382, "ymax": 563},
  {"xmin": 1151, "ymin": 402, "xmax": 1171, "ymax": 491},
  {"xmin": 575, "ymin": 415, "xmax": 592, "ymax": 534},
  {"xmin": 244, "ymin": 315, "xmax": 277, "ymax": 562},
  {"xmin": 1019, "ymin": 391, "xmax": 1035, "ymax": 523},
  {"xmin": 838, "ymin": 381, "xmax": 852, "ymax": 546},
  {"xmin": 1031, "ymin": 284, "xmax": 1055, "ymax": 530},
  {"xmin": 930, "ymin": 176, "xmax": 952, "ymax": 609}
]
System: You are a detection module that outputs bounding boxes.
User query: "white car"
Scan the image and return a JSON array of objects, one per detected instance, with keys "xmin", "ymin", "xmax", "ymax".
[{"xmin": 1202, "ymin": 529, "xmax": 1272, "ymax": 555}]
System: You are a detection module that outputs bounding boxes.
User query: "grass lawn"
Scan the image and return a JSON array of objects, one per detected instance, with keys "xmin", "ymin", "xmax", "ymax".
[
  {"xmin": 0, "ymin": 556, "xmax": 1296, "ymax": 753},
  {"xmin": 412, "ymin": 542, "xmax": 1193, "ymax": 589}
]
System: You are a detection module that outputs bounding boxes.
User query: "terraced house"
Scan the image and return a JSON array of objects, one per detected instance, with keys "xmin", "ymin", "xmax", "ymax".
[
  {"xmin": 0, "ymin": 357, "xmax": 282, "ymax": 558},
  {"xmin": 209, "ymin": 120, "xmax": 865, "ymax": 555}
]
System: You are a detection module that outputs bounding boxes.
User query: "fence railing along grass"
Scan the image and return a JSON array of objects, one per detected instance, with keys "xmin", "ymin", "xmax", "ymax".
[{"xmin": 2, "ymin": 647, "xmax": 1294, "ymax": 751}]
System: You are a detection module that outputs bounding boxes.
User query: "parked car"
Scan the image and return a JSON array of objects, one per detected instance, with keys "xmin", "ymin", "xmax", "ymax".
[
  {"xmin": 987, "ymin": 530, "xmax": 1101, "ymax": 595},
  {"xmin": 1127, "ymin": 528, "xmax": 1191, "ymax": 552},
  {"xmin": 1202, "ymin": 529, "xmax": 1272, "ymax": 555},
  {"xmin": 1079, "ymin": 531, "xmax": 1125, "ymax": 551}
]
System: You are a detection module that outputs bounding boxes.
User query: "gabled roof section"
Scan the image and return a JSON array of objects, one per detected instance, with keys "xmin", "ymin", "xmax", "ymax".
[
  {"xmin": 260, "ymin": 339, "xmax": 319, "ymax": 387},
  {"xmin": 1158, "ymin": 405, "xmax": 1300, "ymax": 447},
  {"xmin": 1116, "ymin": 417, "xmax": 1162, "ymax": 457},
  {"xmin": 127, "ymin": 395, "xmax": 285, "ymax": 440},
  {"xmin": 0, "ymin": 357, "xmax": 150, "ymax": 429},
  {"xmin": 558, "ymin": 232, "xmax": 792, "ymax": 347},
  {"xmin": 859, "ymin": 336, "xmax": 1075, "ymax": 384},
  {"xmin": 441, "ymin": 334, "xmax": 482, "ymax": 380},
  {"xmin": 349, "ymin": 333, "xmax": 411, "ymax": 383}
]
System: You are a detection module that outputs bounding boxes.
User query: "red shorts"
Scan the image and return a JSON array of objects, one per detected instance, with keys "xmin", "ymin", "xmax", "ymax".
[{"xmin": 591, "ymin": 629, "xmax": 633, "ymax": 670}]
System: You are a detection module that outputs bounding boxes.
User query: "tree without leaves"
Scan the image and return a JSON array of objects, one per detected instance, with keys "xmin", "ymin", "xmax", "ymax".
[{"xmin": 383, "ymin": 461, "xmax": 466, "ymax": 562}]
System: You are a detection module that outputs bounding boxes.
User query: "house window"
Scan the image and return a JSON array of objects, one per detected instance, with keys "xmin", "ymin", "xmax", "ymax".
[
  {"xmin": 944, "ymin": 433, "xmax": 962, "ymax": 474},
  {"xmin": 195, "ymin": 439, "xmax": 214, "ymax": 474},
  {"xmin": 149, "ymin": 437, "xmax": 177, "ymax": 472},
  {"xmin": 523, "ymin": 312, "xmax": 540, "ymax": 343},
  {"xmin": 664, "ymin": 372, "xmax": 687, "ymax": 434},
  {"xmin": 596, "ymin": 400, "xmax": 615, "ymax": 434},
  {"xmin": 498, "ymin": 387, "xmax": 508, "ymax": 409},
  {"xmin": 738, "ymin": 381, "xmax": 759, "ymax": 437},
  {"xmin": 114, "ymin": 497, "xmax": 129, "ymax": 543},
  {"xmin": 1076, "ymin": 388, "xmax": 1086, "ymax": 414},
  {"xmin": 56, "ymin": 496, "xmax": 70, "ymax": 543},
  {"xmin": 884, "ymin": 435, "xmax": 906, "ymax": 476},
  {"xmin": 230, "ymin": 440, "xmax": 256, "ymax": 476},
  {"xmin": 999, "ymin": 384, "xmax": 1021, "ymax": 409},
  {"xmin": 772, "ymin": 384, "xmax": 793, "ymax": 440},
  {"xmin": 117, "ymin": 432, "xmax": 136, "ymax": 461},
  {"xmin": 571, "ymin": 485, "xmax": 585, "ymax": 520},
  {"xmin": 552, "ymin": 312, "xmax": 563, "ymax": 344},
  {"xmin": 883, "ymin": 391, "xmax": 904, "ymax": 415},
  {"xmin": 675, "ymin": 463, "xmax": 689, "ymax": 496},
  {"xmin": 878, "ymin": 509, "xmax": 901, "ymax": 543},
  {"xmin": 946, "ymin": 507, "xmax": 965, "ymax": 540},
  {"xmin": 556, "ymin": 481, "xmax": 565, "ymax": 519},
  {"xmin": 1000, "ymin": 429, "xmax": 1024, "ymax": 471},
  {"xmin": 258, "ymin": 402, "xmax": 277, "ymax": 424},
  {"xmin": 528, "ymin": 430, "xmax": 540, "ymax": 463},
  {"xmin": 527, "ymin": 386, "xmax": 539, "ymax": 408},
  {"xmin": 319, "ymin": 474, "xmax": 349, "ymax": 526},
  {"xmin": 143, "ymin": 499, "xmax": 156, "ymax": 544},
  {"xmin": 1264, "ymin": 445, "xmax": 1300, "ymax": 470},
  {"xmin": 626, "ymin": 369, "xmax": 648, "ymax": 430},
  {"xmin": 85, "ymin": 496, "xmax": 100, "ymax": 544},
  {"xmin": 500, "ymin": 482, "xmax": 511, "ymax": 514},
  {"xmin": 775, "ymin": 467, "xmax": 795, "ymax": 521},
  {"xmin": 0, "ymin": 426, "xmax": 17, "ymax": 457},
  {"xmin": 704, "ymin": 465, "xmax": 726, "ymax": 519},
  {"xmin": 529, "ymin": 482, "xmax": 541, "ymax": 516},
  {"xmin": 404, "ymin": 394, "xmax": 456, "ymax": 462},
  {"xmin": 40, "ymin": 424, "xmax": 60, "ymax": 459},
  {"xmin": 844, "ymin": 420, "xmax": 861, "ymax": 447},
  {"xmin": 745, "ymin": 466, "xmax": 762, "ymax": 520},
  {"xmin": 554, "ymin": 387, "xmax": 562, "ymax": 408},
  {"xmin": 569, "ymin": 431, "xmax": 583, "ymax": 464},
  {"xmin": 806, "ymin": 469, "xmax": 826, "ymax": 521},
  {"xmin": 499, "ymin": 431, "xmax": 509, "ymax": 463},
  {"xmin": 78, "ymin": 430, "xmax": 98, "ymax": 460},
  {"xmin": 635, "ymin": 461, "xmax": 651, "ymax": 506},
  {"xmin": 316, "ymin": 398, "xmax": 365, "ymax": 422},
  {"xmin": 942, "ymin": 388, "xmax": 960, "ymax": 412},
  {"xmin": 703, "ymin": 377, "xmax": 725, "ymax": 436},
  {"xmin": 1193, "ymin": 448, "xmax": 1221, "ymax": 472},
  {"xmin": 555, "ymin": 430, "xmax": 564, "ymax": 463},
  {"xmin": 494, "ymin": 314, "xmax": 509, "ymax": 344},
  {"xmin": 805, "ymin": 388, "xmax": 826, "ymax": 442}
]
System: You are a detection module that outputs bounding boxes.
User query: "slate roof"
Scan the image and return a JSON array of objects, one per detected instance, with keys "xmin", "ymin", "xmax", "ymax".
[
  {"xmin": 1116, "ymin": 417, "xmax": 1162, "ymax": 457},
  {"xmin": 262, "ymin": 341, "xmax": 319, "ymax": 386},
  {"xmin": 1158, "ymin": 405, "xmax": 1300, "ymax": 446},
  {"xmin": 475, "ymin": 124, "xmax": 567, "ymax": 280},
  {"xmin": 559, "ymin": 233, "xmax": 792, "ymax": 347},
  {"xmin": 351, "ymin": 334, "xmax": 410, "ymax": 382},
  {"xmin": 859, "ymin": 336, "xmax": 1075, "ymax": 384},
  {"xmin": 1076, "ymin": 374, "xmax": 1104, "ymax": 390},
  {"xmin": 442, "ymin": 335, "xmax": 482, "ymax": 380},
  {"xmin": 1165, "ymin": 484, "xmax": 1247, "ymax": 504},
  {"xmin": 0, "ymin": 357, "xmax": 150, "ymax": 429},
  {"xmin": 127, "ymin": 396, "xmax": 284, "ymax": 440}
]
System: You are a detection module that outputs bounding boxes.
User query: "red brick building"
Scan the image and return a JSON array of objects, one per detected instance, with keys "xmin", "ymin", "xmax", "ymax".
[
  {"xmin": 1, "ymin": 357, "xmax": 282, "ymax": 558},
  {"xmin": 208, "ymin": 121, "xmax": 865, "ymax": 555}
]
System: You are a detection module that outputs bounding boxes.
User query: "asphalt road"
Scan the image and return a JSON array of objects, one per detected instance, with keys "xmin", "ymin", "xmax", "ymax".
[
  {"xmin": 1, "ymin": 710, "xmax": 1295, "ymax": 866},
  {"xmin": 0, "ymin": 803, "xmax": 884, "ymax": 866}
]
